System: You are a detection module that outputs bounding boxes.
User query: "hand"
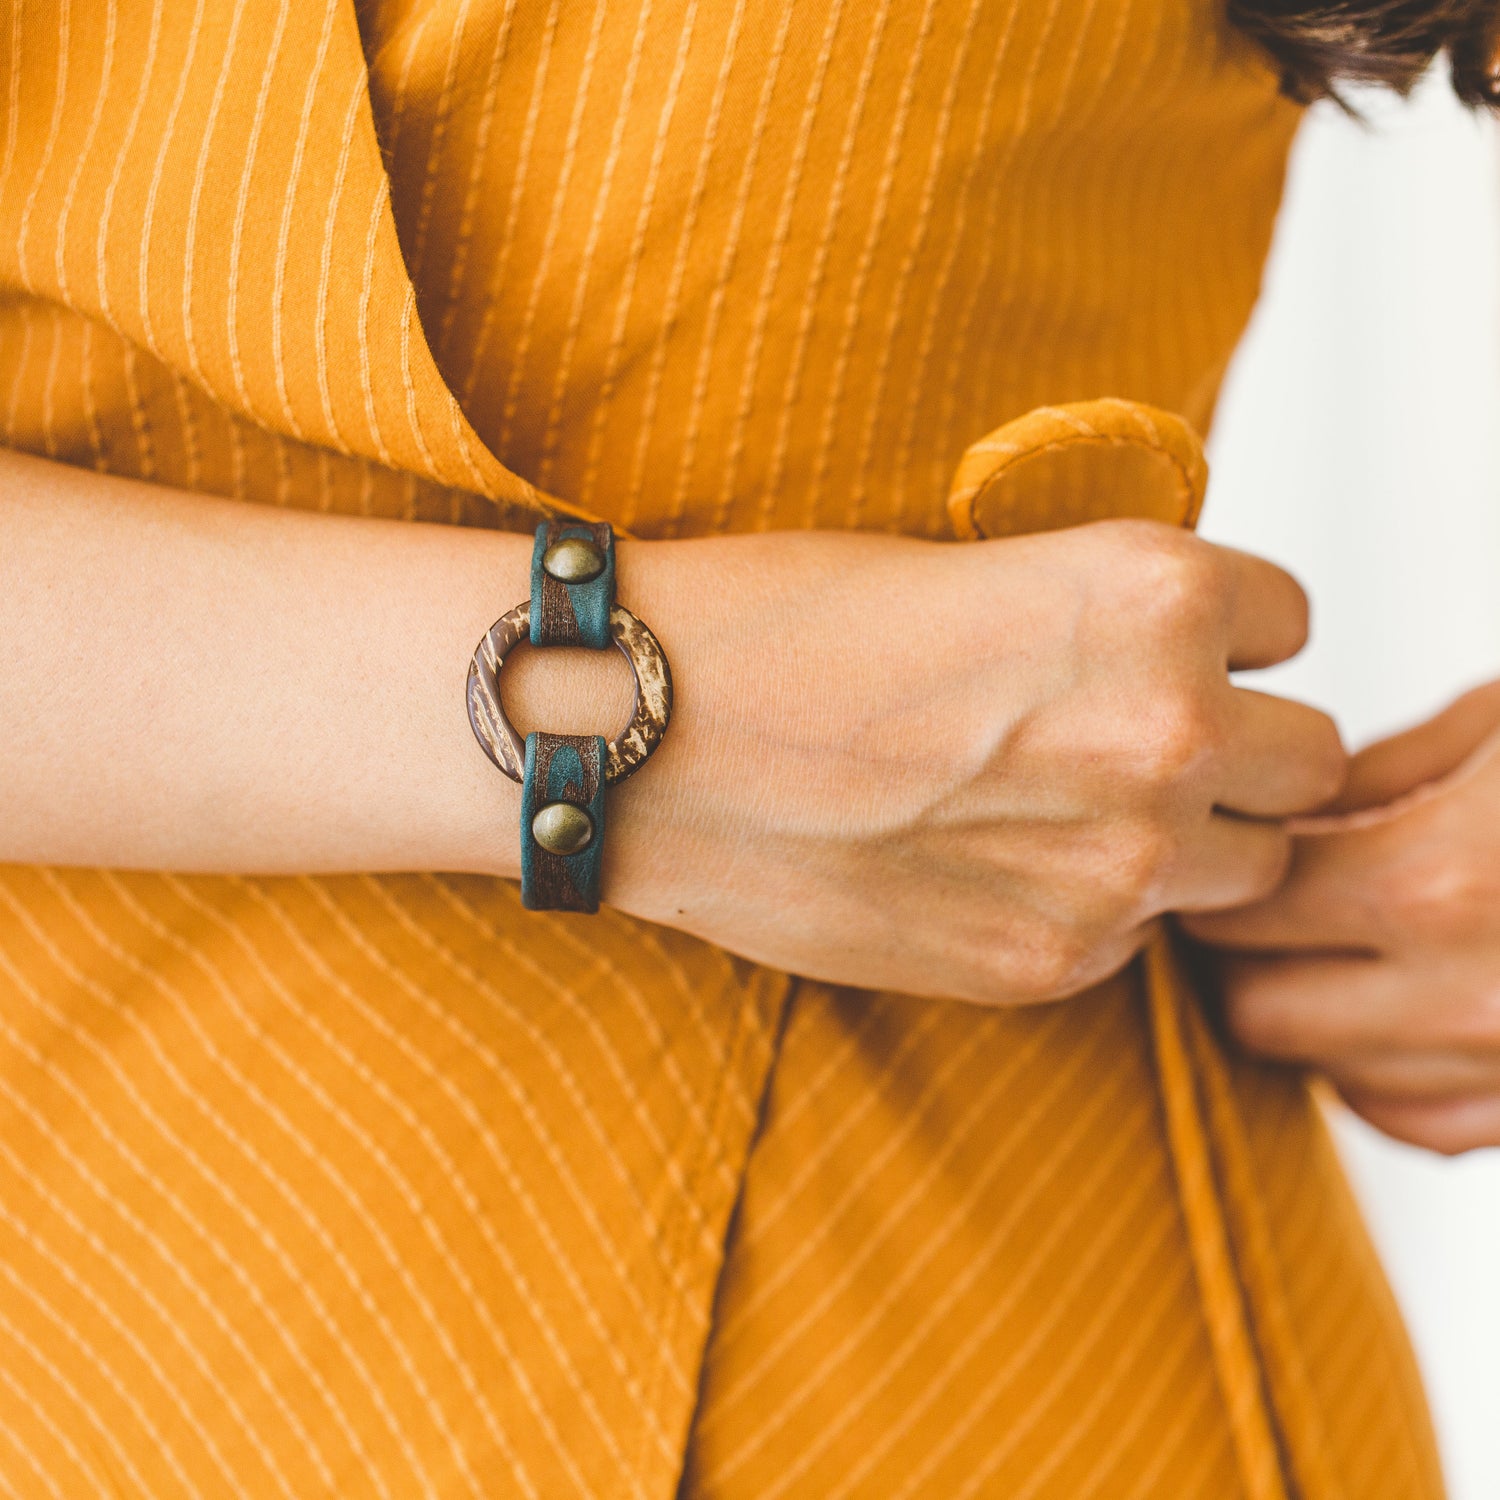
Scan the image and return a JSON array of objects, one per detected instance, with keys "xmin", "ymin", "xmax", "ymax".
[
  {"xmin": 591, "ymin": 520, "xmax": 1344, "ymax": 1005},
  {"xmin": 0, "ymin": 449, "xmax": 1339, "ymax": 1007},
  {"xmin": 1182, "ymin": 681, "xmax": 1500, "ymax": 1154}
]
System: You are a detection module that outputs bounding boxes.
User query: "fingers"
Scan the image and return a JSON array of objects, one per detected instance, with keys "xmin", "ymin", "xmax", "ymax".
[
  {"xmin": 1178, "ymin": 828, "xmax": 1387, "ymax": 952},
  {"xmin": 1322, "ymin": 1049, "xmax": 1500, "ymax": 1100},
  {"xmin": 1165, "ymin": 812, "xmax": 1292, "ymax": 913},
  {"xmin": 1217, "ymin": 949, "xmax": 1500, "ymax": 1065},
  {"xmin": 1212, "ymin": 950, "xmax": 1500, "ymax": 1153},
  {"xmin": 1333, "ymin": 679, "xmax": 1500, "ymax": 814},
  {"xmin": 1219, "ymin": 953, "xmax": 1495, "ymax": 1084},
  {"xmin": 1334, "ymin": 1090, "xmax": 1500, "ymax": 1156},
  {"xmin": 1215, "ymin": 545, "xmax": 1312, "ymax": 671},
  {"xmin": 1216, "ymin": 952, "xmax": 1404, "ymax": 1057},
  {"xmin": 1213, "ymin": 688, "xmax": 1346, "ymax": 819}
]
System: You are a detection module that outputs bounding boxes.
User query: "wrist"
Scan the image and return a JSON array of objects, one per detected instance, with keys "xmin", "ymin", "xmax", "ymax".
[{"xmin": 461, "ymin": 530, "xmax": 693, "ymax": 899}]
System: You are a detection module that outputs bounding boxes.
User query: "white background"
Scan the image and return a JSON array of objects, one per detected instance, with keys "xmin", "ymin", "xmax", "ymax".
[{"xmin": 1204, "ymin": 73, "xmax": 1500, "ymax": 1500}]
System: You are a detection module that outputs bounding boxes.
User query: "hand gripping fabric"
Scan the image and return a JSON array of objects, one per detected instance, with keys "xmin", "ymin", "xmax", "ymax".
[
  {"xmin": 946, "ymin": 398, "xmax": 1343, "ymax": 1500},
  {"xmin": 467, "ymin": 521, "xmax": 672, "ymax": 914}
]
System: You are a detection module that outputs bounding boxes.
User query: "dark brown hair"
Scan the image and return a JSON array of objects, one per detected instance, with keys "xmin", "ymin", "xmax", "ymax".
[{"xmin": 1228, "ymin": 0, "xmax": 1500, "ymax": 107}]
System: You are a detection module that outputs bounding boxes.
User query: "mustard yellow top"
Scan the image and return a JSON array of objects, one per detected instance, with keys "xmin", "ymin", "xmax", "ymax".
[{"xmin": 0, "ymin": 2, "xmax": 1443, "ymax": 1498}]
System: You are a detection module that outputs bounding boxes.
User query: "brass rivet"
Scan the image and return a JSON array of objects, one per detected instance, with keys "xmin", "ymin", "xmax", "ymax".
[
  {"xmin": 542, "ymin": 537, "xmax": 605, "ymax": 584},
  {"xmin": 531, "ymin": 801, "xmax": 594, "ymax": 855}
]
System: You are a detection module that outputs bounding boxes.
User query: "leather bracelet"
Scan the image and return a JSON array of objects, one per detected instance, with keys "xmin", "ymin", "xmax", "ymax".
[{"xmin": 466, "ymin": 521, "xmax": 672, "ymax": 913}]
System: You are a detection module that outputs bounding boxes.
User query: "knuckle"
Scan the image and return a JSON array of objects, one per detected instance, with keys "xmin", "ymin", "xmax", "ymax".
[
  {"xmin": 1434, "ymin": 984, "xmax": 1500, "ymax": 1053},
  {"xmin": 1224, "ymin": 982, "xmax": 1300, "ymax": 1057},
  {"xmin": 1093, "ymin": 516, "xmax": 1186, "ymax": 556},
  {"xmin": 1101, "ymin": 821, "xmax": 1177, "ymax": 908},
  {"xmin": 1375, "ymin": 851, "xmax": 1490, "ymax": 944},
  {"xmin": 1124, "ymin": 535, "xmax": 1221, "ymax": 631},
  {"xmin": 1011, "ymin": 925, "xmax": 1095, "ymax": 1001},
  {"xmin": 1133, "ymin": 694, "xmax": 1221, "ymax": 786}
]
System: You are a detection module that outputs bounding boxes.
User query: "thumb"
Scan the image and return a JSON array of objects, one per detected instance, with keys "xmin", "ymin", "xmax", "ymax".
[{"xmin": 1332, "ymin": 679, "xmax": 1500, "ymax": 814}]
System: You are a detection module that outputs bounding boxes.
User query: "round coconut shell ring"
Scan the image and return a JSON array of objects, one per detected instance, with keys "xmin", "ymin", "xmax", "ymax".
[{"xmin": 466, "ymin": 601, "xmax": 673, "ymax": 787}]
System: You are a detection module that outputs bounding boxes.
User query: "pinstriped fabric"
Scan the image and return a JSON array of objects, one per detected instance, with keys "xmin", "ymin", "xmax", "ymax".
[
  {"xmin": 0, "ymin": 864, "xmax": 785, "ymax": 1498},
  {"xmin": 0, "ymin": 0, "xmax": 1445, "ymax": 1496},
  {"xmin": 676, "ymin": 414, "xmax": 1441, "ymax": 1498},
  {"xmin": 680, "ymin": 978, "xmax": 1249, "ymax": 1498},
  {"xmin": 5, "ymin": 0, "xmax": 528, "ymax": 503}
]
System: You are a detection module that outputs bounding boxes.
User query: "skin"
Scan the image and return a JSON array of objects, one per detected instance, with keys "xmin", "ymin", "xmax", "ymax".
[
  {"xmin": 1185, "ymin": 680, "xmax": 1500, "ymax": 1155},
  {"xmin": 0, "ymin": 445, "xmax": 1342, "ymax": 1010},
  {"xmin": 25, "ymin": 443, "xmax": 1500, "ymax": 1156}
]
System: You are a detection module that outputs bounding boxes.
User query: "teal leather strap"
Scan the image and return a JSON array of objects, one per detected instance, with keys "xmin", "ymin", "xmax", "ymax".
[
  {"xmin": 520, "ymin": 732, "xmax": 607, "ymax": 913},
  {"xmin": 521, "ymin": 521, "xmax": 615, "ymax": 910},
  {"xmin": 530, "ymin": 520, "xmax": 615, "ymax": 649},
  {"xmin": 468, "ymin": 518, "xmax": 668, "ymax": 916}
]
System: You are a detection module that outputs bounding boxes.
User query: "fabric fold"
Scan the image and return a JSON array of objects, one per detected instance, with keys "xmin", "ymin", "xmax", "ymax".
[
  {"xmin": 947, "ymin": 397, "xmax": 1322, "ymax": 1500},
  {"xmin": 0, "ymin": 0, "xmax": 579, "ymax": 518}
]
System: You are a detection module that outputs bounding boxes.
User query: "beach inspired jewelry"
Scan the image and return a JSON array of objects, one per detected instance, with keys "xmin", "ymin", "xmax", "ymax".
[{"xmin": 466, "ymin": 521, "xmax": 672, "ymax": 913}]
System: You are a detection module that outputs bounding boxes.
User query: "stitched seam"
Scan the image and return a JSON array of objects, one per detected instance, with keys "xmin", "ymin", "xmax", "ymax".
[
  {"xmin": 652, "ymin": 968, "xmax": 797, "ymax": 1495},
  {"xmin": 967, "ymin": 431, "xmax": 1197, "ymax": 517},
  {"xmin": 638, "ymin": 981, "xmax": 753, "ymax": 1492}
]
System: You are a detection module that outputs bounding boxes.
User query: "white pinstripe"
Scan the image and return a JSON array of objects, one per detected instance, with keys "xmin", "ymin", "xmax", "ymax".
[
  {"xmin": 0, "ymin": 1300, "xmax": 156, "ymax": 1500},
  {"xmin": 0, "ymin": 890, "xmax": 330, "ymax": 1499},
  {"xmin": 136, "ymin": 0, "xmax": 209, "ymax": 356},
  {"xmin": 0, "ymin": 1323, "xmax": 115, "ymax": 1497},
  {"xmin": 178, "ymin": 0, "xmax": 250, "ymax": 385},
  {"xmin": 94, "ymin": 0, "xmax": 163, "ymax": 322},
  {"xmin": 223, "ymin": 0, "xmax": 291, "ymax": 419},
  {"xmin": 268, "ymin": 0, "xmax": 340, "ymax": 439},
  {"xmin": 661, "ymin": 0, "xmax": 796, "ymax": 535},
  {"xmin": 51, "ymin": 0, "xmax": 115, "ymax": 304},
  {"xmin": 708, "ymin": 1019, "xmax": 1135, "ymax": 1485},
  {"xmin": 13, "ymin": 0, "xmax": 69, "ymax": 293}
]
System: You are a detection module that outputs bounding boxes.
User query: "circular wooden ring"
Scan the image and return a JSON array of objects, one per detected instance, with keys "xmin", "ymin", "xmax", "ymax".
[{"xmin": 466, "ymin": 601, "xmax": 673, "ymax": 786}]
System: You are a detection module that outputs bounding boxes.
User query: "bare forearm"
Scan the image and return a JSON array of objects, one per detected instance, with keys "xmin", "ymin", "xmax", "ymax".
[
  {"xmin": 0, "ymin": 448, "xmax": 644, "ymax": 876},
  {"xmin": 0, "ymin": 448, "xmax": 1344, "ymax": 1006}
]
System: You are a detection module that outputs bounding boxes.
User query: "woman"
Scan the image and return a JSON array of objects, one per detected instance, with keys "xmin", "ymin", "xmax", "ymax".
[{"xmin": 0, "ymin": 0, "xmax": 1495, "ymax": 1495}]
